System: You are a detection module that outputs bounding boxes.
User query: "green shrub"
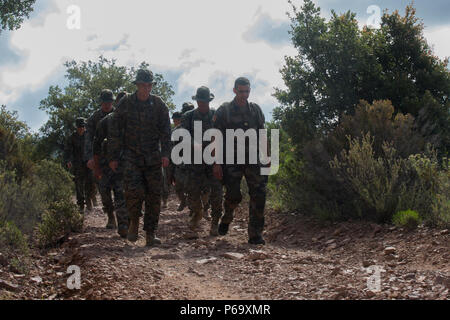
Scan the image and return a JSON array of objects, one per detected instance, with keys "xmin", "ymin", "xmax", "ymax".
[
  {"xmin": 392, "ymin": 210, "xmax": 422, "ymax": 230},
  {"xmin": 0, "ymin": 220, "xmax": 29, "ymax": 272},
  {"xmin": 37, "ymin": 200, "xmax": 83, "ymax": 247}
]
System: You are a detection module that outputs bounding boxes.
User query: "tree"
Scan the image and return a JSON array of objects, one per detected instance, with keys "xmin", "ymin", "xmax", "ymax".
[
  {"xmin": 0, "ymin": 0, "xmax": 36, "ymax": 33},
  {"xmin": 274, "ymin": 0, "xmax": 450, "ymax": 155},
  {"xmin": 38, "ymin": 56, "xmax": 175, "ymax": 159}
]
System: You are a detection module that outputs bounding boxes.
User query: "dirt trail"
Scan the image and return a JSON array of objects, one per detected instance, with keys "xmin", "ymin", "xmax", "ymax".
[{"xmin": 2, "ymin": 194, "xmax": 449, "ymax": 300}]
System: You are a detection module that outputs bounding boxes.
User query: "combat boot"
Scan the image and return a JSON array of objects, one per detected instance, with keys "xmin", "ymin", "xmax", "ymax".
[
  {"xmin": 127, "ymin": 217, "xmax": 139, "ymax": 242},
  {"xmin": 218, "ymin": 222, "xmax": 230, "ymax": 236},
  {"xmin": 189, "ymin": 210, "xmax": 202, "ymax": 231},
  {"xmin": 117, "ymin": 225, "xmax": 128, "ymax": 238},
  {"xmin": 145, "ymin": 231, "xmax": 161, "ymax": 247},
  {"xmin": 209, "ymin": 217, "xmax": 219, "ymax": 236},
  {"xmin": 105, "ymin": 211, "xmax": 117, "ymax": 229},
  {"xmin": 248, "ymin": 235, "xmax": 266, "ymax": 245}
]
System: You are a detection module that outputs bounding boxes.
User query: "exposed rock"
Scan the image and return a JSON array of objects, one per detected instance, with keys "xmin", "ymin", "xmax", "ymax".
[
  {"xmin": 222, "ymin": 252, "xmax": 245, "ymax": 260},
  {"xmin": 196, "ymin": 257, "xmax": 217, "ymax": 265},
  {"xmin": 151, "ymin": 254, "xmax": 181, "ymax": 260},
  {"xmin": 0, "ymin": 279, "xmax": 20, "ymax": 292},
  {"xmin": 384, "ymin": 247, "xmax": 396, "ymax": 255}
]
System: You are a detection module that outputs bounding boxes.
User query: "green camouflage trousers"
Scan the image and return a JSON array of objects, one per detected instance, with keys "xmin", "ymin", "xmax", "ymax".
[
  {"xmin": 72, "ymin": 164, "xmax": 94, "ymax": 209},
  {"xmin": 222, "ymin": 165, "xmax": 268, "ymax": 238},
  {"xmin": 186, "ymin": 164, "xmax": 223, "ymax": 222},
  {"xmin": 123, "ymin": 160, "xmax": 161, "ymax": 233},
  {"xmin": 98, "ymin": 164, "xmax": 128, "ymax": 229},
  {"xmin": 174, "ymin": 166, "xmax": 188, "ymax": 205},
  {"xmin": 161, "ymin": 167, "xmax": 169, "ymax": 202}
]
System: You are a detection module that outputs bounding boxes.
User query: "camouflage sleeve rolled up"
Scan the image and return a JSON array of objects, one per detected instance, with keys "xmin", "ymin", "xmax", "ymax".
[
  {"xmin": 158, "ymin": 98, "xmax": 171, "ymax": 159},
  {"xmin": 84, "ymin": 114, "xmax": 96, "ymax": 161}
]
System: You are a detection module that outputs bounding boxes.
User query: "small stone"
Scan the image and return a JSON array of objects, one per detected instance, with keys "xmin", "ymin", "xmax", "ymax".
[
  {"xmin": 0, "ymin": 279, "xmax": 20, "ymax": 292},
  {"xmin": 31, "ymin": 276, "xmax": 43, "ymax": 284},
  {"xmin": 404, "ymin": 273, "xmax": 416, "ymax": 280},
  {"xmin": 366, "ymin": 290, "xmax": 377, "ymax": 298},
  {"xmin": 440, "ymin": 229, "xmax": 449, "ymax": 235},
  {"xmin": 196, "ymin": 257, "xmax": 217, "ymax": 265},
  {"xmin": 222, "ymin": 252, "xmax": 244, "ymax": 260},
  {"xmin": 384, "ymin": 247, "xmax": 396, "ymax": 255},
  {"xmin": 247, "ymin": 250, "xmax": 269, "ymax": 261},
  {"xmin": 151, "ymin": 254, "xmax": 180, "ymax": 260},
  {"xmin": 362, "ymin": 260, "xmax": 374, "ymax": 268},
  {"xmin": 325, "ymin": 239, "xmax": 336, "ymax": 245}
]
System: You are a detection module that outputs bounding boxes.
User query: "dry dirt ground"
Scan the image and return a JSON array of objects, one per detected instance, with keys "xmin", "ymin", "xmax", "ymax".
[{"xmin": 1, "ymin": 194, "xmax": 449, "ymax": 300}]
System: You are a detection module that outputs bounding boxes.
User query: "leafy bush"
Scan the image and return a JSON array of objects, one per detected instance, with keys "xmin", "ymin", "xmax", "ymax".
[
  {"xmin": 392, "ymin": 210, "xmax": 421, "ymax": 230},
  {"xmin": 0, "ymin": 220, "xmax": 29, "ymax": 271},
  {"xmin": 37, "ymin": 201, "xmax": 83, "ymax": 248}
]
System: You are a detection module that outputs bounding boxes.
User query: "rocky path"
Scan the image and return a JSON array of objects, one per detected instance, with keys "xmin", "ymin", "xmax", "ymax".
[{"xmin": 1, "ymin": 194, "xmax": 449, "ymax": 300}]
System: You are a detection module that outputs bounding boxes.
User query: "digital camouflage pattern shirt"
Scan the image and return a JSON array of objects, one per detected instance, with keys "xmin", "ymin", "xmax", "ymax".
[{"xmin": 107, "ymin": 92, "xmax": 171, "ymax": 166}]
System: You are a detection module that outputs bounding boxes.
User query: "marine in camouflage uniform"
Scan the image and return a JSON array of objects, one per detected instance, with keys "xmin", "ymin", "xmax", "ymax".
[
  {"xmin": 85, "ymin": 89, "xmax": 116, "ymax": 225},
  {"xmin": 213, "ymin": 77, "xmax": 268, "ymax": 245},
  {"xmin": 64, "ymin": 117, "xmax": 94, "ymax": 213},
  {"xmin": 173, "ymin": 104, "xmax": 195, "ymax": 213},
  {"xmin": 92, "ymin": 92, "xmax": 129, "ymax": 237},
  {"xmin": 108, "ymin": 69, "xmax": 171, "ymax": 246},
  {"xmin": 182, "ymin": 87, "xmax": 223, "ymax": 236}
]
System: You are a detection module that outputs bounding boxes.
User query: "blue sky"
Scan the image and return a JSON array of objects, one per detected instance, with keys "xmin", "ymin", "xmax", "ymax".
[{"xmin": 1, "ymin": 0, "xmax": 449, "ymax": 132}]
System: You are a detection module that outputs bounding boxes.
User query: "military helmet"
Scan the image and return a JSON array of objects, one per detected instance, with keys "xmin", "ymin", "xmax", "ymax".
[
  {"xmin": 192, "ymin": 86, "xmax": 214, "ymax": 102},
  {"xmin": 75, "ymin": 117, "xmax": 86, "ymax": 128},
  {"xmin": 99, "ymin": 89, "xmax": 114, "ymax": 103},
  {"xmin": 181, "ymin": 102, "xmax": 195, "ymax": 114},
  {"xmin": 172, "ymin": 112, "xmax": 182, "ymax": 120},
  {"xmin": 133, "ymin": 69, "xmax": 154, "ymax": 84}
]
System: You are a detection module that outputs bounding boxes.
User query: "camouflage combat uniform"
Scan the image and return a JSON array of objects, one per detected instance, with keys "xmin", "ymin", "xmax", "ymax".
[
  {"xmin": 93, "ymin": 113, "xmax": 129, "ymax": 235},
  {"xmin": 64, "ymin": 127, "xmax": 94, "ymax": 212},
  {"xmin": 213, "ymin": 99, "xmax": 267, "ymax": 241},
  {"xmin": 84, "ymin": 91, "xmax": 115, "ymax": 215},
  {"xmin": 108, "ymin": 92, "xmax": 171, "ymax": 237},
  {"xmin": 182, "ymin": 108, "xmax": 223, "ymax": 230}
]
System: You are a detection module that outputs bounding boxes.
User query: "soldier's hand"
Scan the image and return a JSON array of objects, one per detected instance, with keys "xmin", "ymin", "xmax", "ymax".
[
  {"xmin": 87, "ymin": 159, "xmax": 95, "ymax": 170},
  {"xmin": 213, "ymin": 164, "xmax": 223, "ymax": 181},
  {"xmin": 109, "ymin": 161, "xmax": 119, "ymax": 172},
  {"xmin": 67, "ymin": 162, "xmax": 72, "ymax": 169},
  {"xmin": 161, "ymin": 157, "xmax": 169, "ymax": 168},
  {"xmin": 94, "ymin": 167, "xmax": 102, "ymax": 180}
]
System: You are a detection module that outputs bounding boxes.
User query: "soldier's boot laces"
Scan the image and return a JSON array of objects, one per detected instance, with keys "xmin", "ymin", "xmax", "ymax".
[
  {"xmin": 145, "ymin": 231, "xmax": 161, "ymax": 247},
  {"xmin": 218, "ymin": 222, "xmax": 230, "ymax": 236},
  {"xmin": 105, "ymin": 211, "xmax": 117, "ymax": 229},
  {"xmin": 127, "ymin": 218, "xmax": 139, "ymax": 242},
  {"xmin": 209, "ymin": 218, "xmax": 219, "ymax": 236}
]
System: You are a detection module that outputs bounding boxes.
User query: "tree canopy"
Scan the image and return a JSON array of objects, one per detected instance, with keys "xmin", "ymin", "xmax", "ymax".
[
  {"xmin": 38, "ymin": 56, "xmax": 175, "ymax": 159},
  {"xmin": 0, "ymin": 0, "xmax": 36, "ymax": 33},
  {"xmin": 274, "ymin": 0, "xmax": 450, "ymax": 156}
]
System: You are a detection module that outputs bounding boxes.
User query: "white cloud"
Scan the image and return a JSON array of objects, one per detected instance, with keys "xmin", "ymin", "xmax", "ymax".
[
  {"xmin": 1, "ymin": 0, "xmax": 448, "ymax": 126},
  {"xmin": 1, "ymin": 0, "xmax": 297, "ymax": 118}
]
